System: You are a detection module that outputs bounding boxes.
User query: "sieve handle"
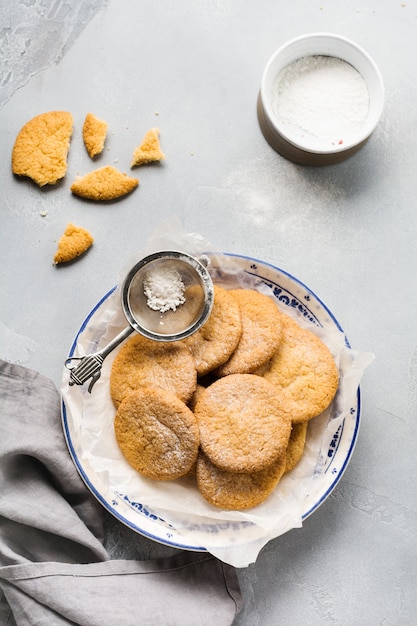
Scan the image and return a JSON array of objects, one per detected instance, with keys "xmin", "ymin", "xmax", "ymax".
[{"xmin": 65, "ymin": 326, "xmax": 134, "ymax": 392}]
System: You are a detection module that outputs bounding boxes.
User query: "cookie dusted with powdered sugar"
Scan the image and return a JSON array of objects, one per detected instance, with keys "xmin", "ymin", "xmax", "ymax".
[
  {"xmin": 215, "ymin": 289, "xmax": 283, "ymax": 376},
  {"xmin": 262, "ymin": 312, "xmax": 339, "ymax": 423},
  {"xmin": 193, "ymin": 373, "xmax": 291, "ymax": 474},
  {"xmin": 110, "ymin": 334, "xmax": 197, "ymax": 407},
  {"xmin": 183, "ymin": 286, "xmax": 242, "ymax": 376},
  {"xmin": 114, "ymin": 387, "xmax": 199, "ymax": 480},
  {"xmin": 196, "ymin": 450, "xmax": 286, "ymax": 510}
]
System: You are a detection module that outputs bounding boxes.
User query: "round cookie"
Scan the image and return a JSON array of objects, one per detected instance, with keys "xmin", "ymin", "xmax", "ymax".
[
  {"xmin": 196, "ymin": 451, "xmax": 287, "ymax": 510},
  {"xmin": 183, "ymin": 286, "xmax": 242, "ymax": 376},
  {"xmin": 262, "ymin": 313, "xmax": 339, "ymax": 423},
  {"xmin": 114, "ymin": 387, "xmax": 199, "ymax": 480},
  {"xmin": 284, "ymin": 421, "xmax": 308, "ymax": 474},
  {"xmin": 12, "ymin": 111, "xmax": 73, "ymax": 186},
  {"xmin": 193, "ymin": 373, "xmax": 291, "ymax": 473},
  {"xmin": 110, "ymin": 333, "xmax": 197, "ymax": 407},
  {"xmin": 216, "ymin": 289, "xmax": 283, "ymax": 376}
]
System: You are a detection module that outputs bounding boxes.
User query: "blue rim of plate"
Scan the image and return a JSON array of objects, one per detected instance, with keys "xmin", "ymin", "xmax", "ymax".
[{"xmin": 61, "ymin": 253, "xmax": 361, "ymax": 552}]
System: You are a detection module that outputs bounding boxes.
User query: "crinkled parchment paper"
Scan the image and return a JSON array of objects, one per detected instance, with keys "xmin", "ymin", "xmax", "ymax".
[{"xmin": 62, "ymin": 218, "xmax": 374, "ymax": 567}]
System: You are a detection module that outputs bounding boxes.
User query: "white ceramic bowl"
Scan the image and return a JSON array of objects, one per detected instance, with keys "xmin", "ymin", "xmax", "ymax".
[{"xmin": 257, "ymin": 33, "xmax": 385, "ymax": 165}]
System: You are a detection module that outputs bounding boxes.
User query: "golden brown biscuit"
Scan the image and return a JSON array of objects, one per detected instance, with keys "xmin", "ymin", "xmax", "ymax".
[
  {"xmin": 82, "ymin": 112, "xmax": 108, "ymax": 158},
  {"xmin": 216, "ymin": 289, "xmax": 283, "ymax": 376},
  {"xmin": 193, "ymin": 373, "xmax": 291, "ymax": 473},
  {"xmin": 188, "ymin": 383, "xmax": 207, "ymax": 412},
  {"xmin": 262, "ymin": 313, "xmax": 339, "ymax": 423},
  {"xmin": 110, "ymin": 333, "xmax": 197, "ymax": 407},
  {"xmin": 284, "ymin": 421, "xmax": 308, "ymax": 474},
  {"xmin": 114, "ymin": 387, "xmax": 199, "ymax": 480},
  {"xmin": 196, "ymin": 450, "xmax": 286, "ymax": 510},
  {"xmin": 53, "ymin": 223, "xmax": 93, "ymax": 264},
  {"xmin": 12, "ymin": 111, "xmax": 73, "ymax": 186},
  {"xmin": 70, "ymin": 165, "xmax": 138, "ymax": 200},
  {"xmin": 183, "ymin": 286, "xmax": 242, "ymax": 376},
  {"xmin": 131, "ymin": 127, "xmax": 165, "ymax": 166}
]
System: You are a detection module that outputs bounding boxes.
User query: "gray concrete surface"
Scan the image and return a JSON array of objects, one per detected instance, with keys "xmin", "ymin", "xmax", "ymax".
[{"xmin": 1, "ymin": 1, "xmax": 416, "ymax": 624}]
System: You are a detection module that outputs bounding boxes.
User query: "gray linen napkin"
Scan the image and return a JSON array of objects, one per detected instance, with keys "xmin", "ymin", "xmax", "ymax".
[{"xmin": 0, "ymin": 360, "xmax": 242, "ymax": 626}]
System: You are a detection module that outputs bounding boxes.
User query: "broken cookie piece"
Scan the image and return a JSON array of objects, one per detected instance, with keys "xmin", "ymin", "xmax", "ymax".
[
  {"xmin": 12, "ymin": 111, "xmax": 73, "ymax": 186},
  {"xmin": 54, "ymin": 223, "xmax": 93, "ymax": 264},
  {"xmin": 131, "ymin": 127, "xmax": 165, "ymax": 167},
  {"xmin": 82, "ymin": 112, "xmax": 108, "ymax": 158},
  {"xmin": 70, "ymin": 165, "xmax": 138, "ymax": 200}
]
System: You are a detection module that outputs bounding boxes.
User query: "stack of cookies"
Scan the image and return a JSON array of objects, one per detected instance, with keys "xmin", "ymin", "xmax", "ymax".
[{"xmin": 110, "ymin": 286, "xmax": 339, "ymax": 511}]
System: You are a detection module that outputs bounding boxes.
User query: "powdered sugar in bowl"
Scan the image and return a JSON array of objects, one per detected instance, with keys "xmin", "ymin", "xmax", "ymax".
[{"xmin": 257, "ymin": 33, "xmax": 384, "ymax": 165}]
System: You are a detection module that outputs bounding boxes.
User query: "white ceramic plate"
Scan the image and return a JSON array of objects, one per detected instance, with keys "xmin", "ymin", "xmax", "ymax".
[{"xmin": 61, "ymin": 253, "xmax": 361, "ymax": 553}]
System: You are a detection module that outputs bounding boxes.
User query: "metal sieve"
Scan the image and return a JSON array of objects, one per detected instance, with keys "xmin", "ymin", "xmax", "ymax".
[{"xmin": 65, "ymin": 251, "xmax": 214, "ymax": 392}]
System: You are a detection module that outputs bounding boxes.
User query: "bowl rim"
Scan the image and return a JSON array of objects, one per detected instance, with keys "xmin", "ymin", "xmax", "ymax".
[{"xmin": 260, "ymin": 32, "xmax": 385, "ymax": 157}]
